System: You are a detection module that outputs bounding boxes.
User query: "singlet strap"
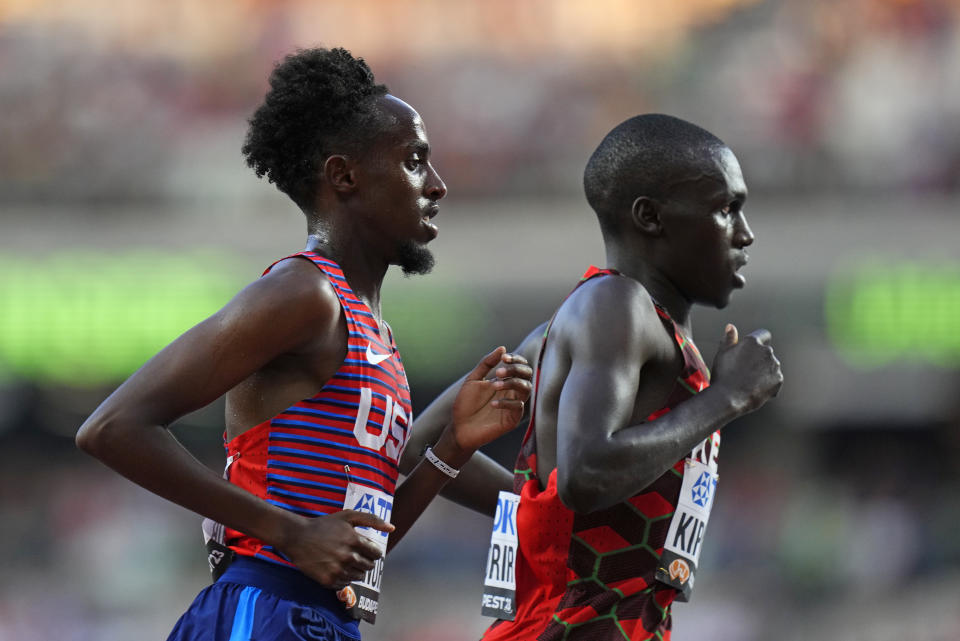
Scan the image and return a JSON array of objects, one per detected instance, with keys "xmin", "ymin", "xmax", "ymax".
[{"xmin": 261, "ymin": 251, "xmax": 396, "ymax": 351}]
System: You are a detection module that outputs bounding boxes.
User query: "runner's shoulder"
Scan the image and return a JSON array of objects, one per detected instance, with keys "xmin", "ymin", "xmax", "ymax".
[
  {"xmin": 246, "ymin": 255, "xmax": 341, "ymax": 324},
  {"xmin": 549, "ymin": 274, "xmax": 666, "ymax": 362},
  {"xmin": 562, "ymin": 272, "xmax": 659, "ymax": 326}
]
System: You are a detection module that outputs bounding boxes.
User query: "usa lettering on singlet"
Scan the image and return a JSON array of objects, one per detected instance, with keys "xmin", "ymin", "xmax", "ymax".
[
  {"xmin": 482, "ymin": 266, "xmax": 720, "ymax": 641},
  {"xmin": 202, "ymin": 251, "xmax": 413, "ymax": 624}
]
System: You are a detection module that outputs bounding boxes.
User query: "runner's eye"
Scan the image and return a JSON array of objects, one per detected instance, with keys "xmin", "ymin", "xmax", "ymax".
[{"xmin": 721, "ymin": 201, "xmax": 741, "ymax": 216}]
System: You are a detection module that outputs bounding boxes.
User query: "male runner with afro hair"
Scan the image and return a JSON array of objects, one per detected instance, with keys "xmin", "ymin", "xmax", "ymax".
[{"xmin": 77, "ymin": 47, "xmax": 532, "ymax": 641}]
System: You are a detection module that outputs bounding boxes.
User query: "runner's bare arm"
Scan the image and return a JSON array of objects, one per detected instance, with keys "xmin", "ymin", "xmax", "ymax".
[
  {"xmin": 76, "ymin": 260, "xmax": 391, "ymax": 587},
  {"xmin": 388, "ymin": 347, "xmax": 532, "ymax": 551},
  {"xmin": 555, "ymin": 278, "xmax": 782, "ymax": 513},
  {"xmin": 402, "ymin": 322, "xmax": 545, "ymax": 516}
]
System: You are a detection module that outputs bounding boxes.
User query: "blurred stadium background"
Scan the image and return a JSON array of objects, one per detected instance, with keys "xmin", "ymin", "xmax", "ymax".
[{"xmin": 2, "ymin": 0, "xmax": 959, "ymax": 639}]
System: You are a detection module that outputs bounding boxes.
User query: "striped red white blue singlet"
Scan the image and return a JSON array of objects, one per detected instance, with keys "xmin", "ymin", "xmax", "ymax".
[{"xmin": 212, "ymin": 251, "xmax": 414, "ymax": 567}]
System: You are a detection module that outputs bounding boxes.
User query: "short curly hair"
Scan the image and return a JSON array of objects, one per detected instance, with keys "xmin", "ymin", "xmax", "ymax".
[
  {"xmin": 584, "ymin": 114, "xmax": 727, "ymax": 237},
  {"xmin": 242, "ymin": 47, "xmax": 388, "ymax": 209}
]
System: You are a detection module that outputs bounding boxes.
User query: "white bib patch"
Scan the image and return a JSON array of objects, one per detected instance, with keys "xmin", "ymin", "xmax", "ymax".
[
  {"xmin": 655, "ymin": 432, "xmax": 720, "ymax": 601},
  {"xmin": 481, "ymin": 491, "xmax": 520, "ymax": 620},
  {"xmin": 341, "ymin": 481, "xmax": 393, "ymax": 624}
]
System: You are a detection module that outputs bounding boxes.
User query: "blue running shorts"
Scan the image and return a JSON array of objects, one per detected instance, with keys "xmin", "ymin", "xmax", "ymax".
[{"xmin": 167, "ymin": 557, "xmax": 362, "ymax": 641}]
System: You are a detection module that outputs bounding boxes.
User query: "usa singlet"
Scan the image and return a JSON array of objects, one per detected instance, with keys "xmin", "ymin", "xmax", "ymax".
[
  {"xmin": 203, "ymin": 251, "xmax": 413, "ymax": 569},
  {"xmin": 482, "ymin": 267, "xmax": 718, "ymax": 641}
]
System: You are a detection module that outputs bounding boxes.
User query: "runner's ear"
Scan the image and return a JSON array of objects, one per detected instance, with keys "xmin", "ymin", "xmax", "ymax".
[
  {"xmin": 324, "ymin": 155, "xmax": 356, "ymax": 193},
  {"xmin": 631, "ymin": 197, "xmax": 662, "ymax": 236}
]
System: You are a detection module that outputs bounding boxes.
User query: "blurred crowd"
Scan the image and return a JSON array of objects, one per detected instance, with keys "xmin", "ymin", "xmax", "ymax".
[{"xmin": 1, "ymin": 0, "xmax": 959, "ymax": 206}]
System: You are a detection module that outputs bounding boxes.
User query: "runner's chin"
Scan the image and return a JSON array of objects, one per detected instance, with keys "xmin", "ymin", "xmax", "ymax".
[{"xmin": 396, "ymin": 240, "xmax": 435, "ymax": 276}]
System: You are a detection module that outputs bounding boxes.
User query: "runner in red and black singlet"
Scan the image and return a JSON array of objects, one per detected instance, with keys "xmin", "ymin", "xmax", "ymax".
[
  {"xmin": 483, "ymin": 267, "xmax": 716, "ymax": 641},
  {"xmin": 411, "ymin": 114, "xmax": 782, "ymax": 641}
]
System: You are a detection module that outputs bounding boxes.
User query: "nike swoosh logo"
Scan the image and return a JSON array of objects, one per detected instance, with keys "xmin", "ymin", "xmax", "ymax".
[{"xmin": 365, "ymin": 343, "xmax": 392, "ymax": 365}]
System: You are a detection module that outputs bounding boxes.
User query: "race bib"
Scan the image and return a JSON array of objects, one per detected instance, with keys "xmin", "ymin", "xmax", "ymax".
[
  {"xmin": 339, "ymin": 482, "xmax": 393, "ymax": 623},
  {"xmin": 655, "ymin": 456, "xmax": 719, "ymax": 601},
  {"xmin": 481, "ymin": 491, "xmax": 520, "ymax": 620}
]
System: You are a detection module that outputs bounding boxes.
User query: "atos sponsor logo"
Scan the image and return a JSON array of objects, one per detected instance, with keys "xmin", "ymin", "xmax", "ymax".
[
  {"xmin": 690, "ymin": 471, "xmax": 716, "ymax": 508},
  {"xmin": 351, "ymin": 493, "xmax": 392, "ymax": 526}
]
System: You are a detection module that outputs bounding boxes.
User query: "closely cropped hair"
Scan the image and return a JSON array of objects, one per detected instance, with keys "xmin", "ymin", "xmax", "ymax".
[
  {"xmin": 583, "ymin": 114, "xmax": 726, "ymax": 236},
  {"xmin": 242, "ymin": 47, "xmax": 388, "ymax": 209}
]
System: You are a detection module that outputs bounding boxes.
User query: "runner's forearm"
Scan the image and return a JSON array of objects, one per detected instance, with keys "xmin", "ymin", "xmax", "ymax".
[
  {"xmin": 560, "ymin": 386, "xmax": 742, "ymax": 513},
  {"xmin": 438, "ymin": 452, "xmax": 512, "ymax": 516},
  {"xmin": 387, "ymin": 431, "xmax": 472, "ymax": 551},
  {"xmin": 406, "ymin": 378, "xmax": 517, "ymax": 517}
]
